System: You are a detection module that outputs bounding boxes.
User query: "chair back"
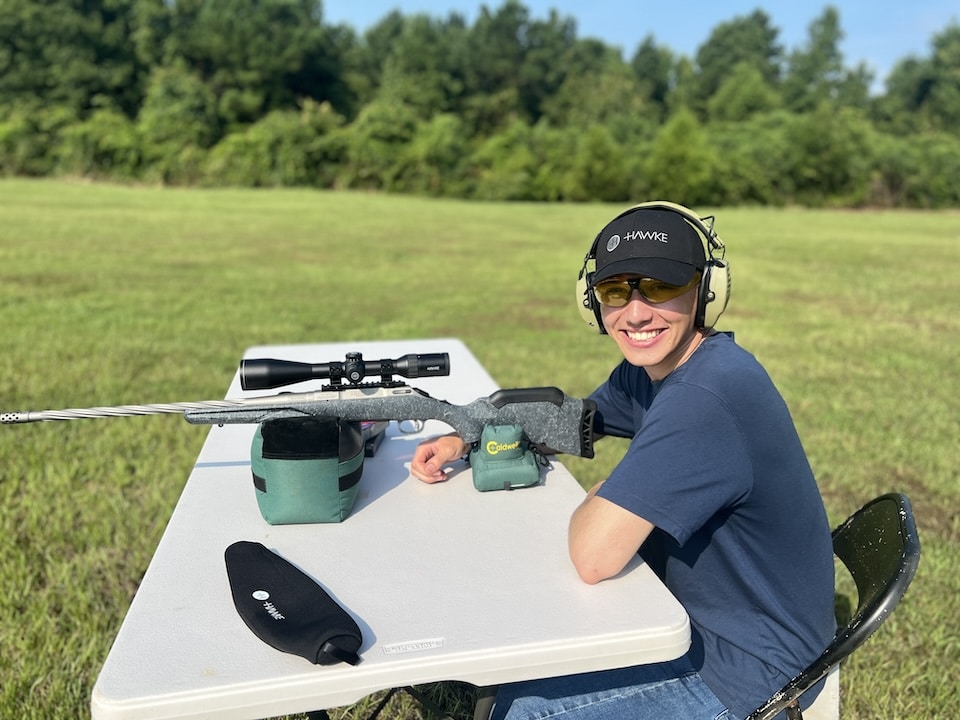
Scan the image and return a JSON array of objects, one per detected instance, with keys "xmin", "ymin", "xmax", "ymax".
[{"xmin": 747, "ymin": 493, "xmax": 921, "ymax": 720}]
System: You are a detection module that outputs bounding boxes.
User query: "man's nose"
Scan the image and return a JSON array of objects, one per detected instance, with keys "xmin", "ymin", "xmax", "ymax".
[{"xmin": 622, "ymin": 291, "xmax": 655, "ymax": 321}]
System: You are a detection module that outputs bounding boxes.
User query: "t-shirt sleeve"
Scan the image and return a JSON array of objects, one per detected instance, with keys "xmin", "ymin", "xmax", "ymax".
[
  {"xmin": 596, "ymin": 381, "xmax": 753, "ymax": 547},
  {"xmin": 589, "ymin": 361, "xmax": 647, "ymax": 438}
]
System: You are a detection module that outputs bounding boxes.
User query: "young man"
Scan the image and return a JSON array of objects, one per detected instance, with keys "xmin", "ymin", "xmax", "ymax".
[{"xmin": 411, "ymin": 203, "xmax": 836, "ymax": 720}]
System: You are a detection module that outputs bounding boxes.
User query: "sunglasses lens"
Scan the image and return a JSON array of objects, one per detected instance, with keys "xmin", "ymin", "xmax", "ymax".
[
  {"xmin": 594, "ymin": 281, "xmax": 633, "ymax": 307},
  {"xmin": 641, "ymin": 279, "xmax": 688, "ymax": 303}
]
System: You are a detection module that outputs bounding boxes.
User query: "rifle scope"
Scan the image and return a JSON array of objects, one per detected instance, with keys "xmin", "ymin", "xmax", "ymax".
[{"xmin": 240, "ymin": 352, "xmax": 450, "ymax": 390}]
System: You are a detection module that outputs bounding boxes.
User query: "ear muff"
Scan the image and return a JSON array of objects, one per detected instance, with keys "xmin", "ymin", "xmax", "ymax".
[
  {"xmin": 696, "ymin": 257, "xmax": 730, "ymax": 329},
  {"xmin": 576, "ymin": 201, "xmax": 731, "ymax": 333},
  {"xmin": 576, "ymin": 254, "xmax": 603, "ymax": 329}
]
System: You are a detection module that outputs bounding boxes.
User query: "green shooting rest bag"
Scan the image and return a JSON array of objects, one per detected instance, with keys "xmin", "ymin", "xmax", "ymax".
[
  {"xmin": 251, "ymin": 416, "xmax": 364, "ymax": 524},
  {"xmin": 470, "ymin": 424, "xmax": 542, "ymax": 492}
]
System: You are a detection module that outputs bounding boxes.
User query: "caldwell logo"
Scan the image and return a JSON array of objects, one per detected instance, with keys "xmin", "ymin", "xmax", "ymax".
[{"xmin": 486, "ymin": 439, "xmax": 520, "ymax": 455}]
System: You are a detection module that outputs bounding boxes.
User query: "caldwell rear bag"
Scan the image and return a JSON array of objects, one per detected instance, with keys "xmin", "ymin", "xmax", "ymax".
[
  {"xmin": 224, "ymin": 540, "xmax": 363, "ymax": 665},
  {"xmin": 469, "ymin": 424, "xmax": 542, "ymax": 492},
  {"xmin": 251, "ymin": 416, "xmax": 364, "ymax": 524}
]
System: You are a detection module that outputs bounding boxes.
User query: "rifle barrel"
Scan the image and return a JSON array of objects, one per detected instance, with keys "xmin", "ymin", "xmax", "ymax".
[{"xmin": 1, "ymin": 400, "xmax": 244, "ymax": 424}]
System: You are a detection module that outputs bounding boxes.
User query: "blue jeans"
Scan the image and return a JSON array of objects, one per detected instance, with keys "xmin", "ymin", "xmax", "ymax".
[{"xmin": 489, "ymin": 656, "xmax": 739, "ymax": 720}]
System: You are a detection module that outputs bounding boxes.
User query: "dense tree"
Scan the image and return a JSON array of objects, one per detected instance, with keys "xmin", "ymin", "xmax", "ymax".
[
  {"xmin": 563, "ymin": 124, "xmax": 630, "ymax": 202},
  {"xmin": 693, "ymin": 10, "xmax": 783, "ymax": 113},
  {"xmin": 202, "ymin": 100, "xmax": 345, "ymax": 188},
  {"xmin": 346, "ymin": 10, "xmax": 405, "ymax": 106},
  {"xmin": 396, "ymin": 113, "xmax": 469, "ymax": 195},
  {"xmin": 0, "ymin": 106, "xmax": 76, "ymax": 175},
  {"xmin": 781, "ymin": 6, "xmax": 871, "ymax": 113},
  {"xmin": 784, "ymin": 102, "xmax": 875, "ymax": 205},
  {"xmin": 925, "ymin": 24, "xmax": 960, "ymax": 135},
  {"xmin": 667, "ymin": 57, "xmax": 698, "ymax": 115},
  {"xmin": 374, "ymin": 13, "xmax": 468, "ymax": 118},
  {"xmin": 874, "ymin": 24, "xmax": 960, "ymax": 137},
  {"xmin": 541, "ymin": 40, "xmax": 643, "ymax": 130},
  {"xmin": 288, "ymin": 21, "xmax": 360, "ymax": 120},
  {"xmin": 706, "ymin": 111, "xmax": 795, "ymax": 205},
  {"xmin": 465, "ymin": 117, "xmax": 538, "ymax": 200},
  {"xmin": 782, "ymin": 6, "xmax": 844, "ymax": 112},
  {"xmin": 129, "ymin": 0, "xmax": 171, "ymax": 69},
  {"xmin": 630, "ymin": 36, "xmax": 674, "ymax": 123},
  {"xmin": 0, "ymin": 0, "xmax": 145, "ymax": 118},
  {"xmin": 57, "ymin": 107, "xmax": 142, "ymax": 179},
  {"xmin": 875, "ymin": 56, "xmax": 931, "ymax": 135},
  {"xmin": 643, "ymin": 108, "xmax": 715, "ymax": 203},
  {"xmin": 162, "ymin": 0, "xmax": 346, "ymax": 127},
  {"xmin": 0, "ymin": 0, "xmax": 957, "ymax": 206},
  {"xmin": 137, "ymin": 60, "xmax": 219, "ymax": 182},
  {"xmin": 463, "ymin": 0, "xmax": 528, "ymax": 100},
  {"xmin": 515, "ymin": 9, "xmax": 578, "ymax": 121},
  {"xmin": 707, "ymin": 62, "xmax": 781, "ymax": 122},
  {"xmin": 339, "ymin": 97, "xmax": 418, "ymax": 190}
]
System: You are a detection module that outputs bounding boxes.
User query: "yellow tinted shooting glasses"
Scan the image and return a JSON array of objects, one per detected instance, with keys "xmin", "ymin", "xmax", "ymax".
[{"xmin": 593, "ymin": 272, "xmax": 702, "ymax": 307}]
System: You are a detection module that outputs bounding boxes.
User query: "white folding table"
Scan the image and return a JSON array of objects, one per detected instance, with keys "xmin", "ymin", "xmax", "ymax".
[{"xmin": 91, "ymin": 338, "xmax": 690, "ymax": 720}]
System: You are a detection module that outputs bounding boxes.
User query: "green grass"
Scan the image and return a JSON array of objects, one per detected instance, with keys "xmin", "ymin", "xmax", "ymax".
[{"xmin": 1, "ymin": 179, "xmax": 957, "ymax": 719}]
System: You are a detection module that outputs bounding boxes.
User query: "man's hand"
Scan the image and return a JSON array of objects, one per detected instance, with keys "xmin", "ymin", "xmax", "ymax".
[{"xmin": 410, "ymin": 433, "xmax": 469, "ymax": 483}]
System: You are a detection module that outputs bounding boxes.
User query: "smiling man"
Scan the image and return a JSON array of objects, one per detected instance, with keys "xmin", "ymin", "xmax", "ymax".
[
  {"xmin": 587, "ymin": 206, "xmax": 708, "ymax": 381},
  {"xmin": 412, "ymin": 202, "xmax": 836, "ymax": 720}
]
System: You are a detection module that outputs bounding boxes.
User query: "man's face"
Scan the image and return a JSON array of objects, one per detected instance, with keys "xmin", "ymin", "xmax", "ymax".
[{"xmin": 599, "ymin": 275, "xmax": 702, "ymax": 381}]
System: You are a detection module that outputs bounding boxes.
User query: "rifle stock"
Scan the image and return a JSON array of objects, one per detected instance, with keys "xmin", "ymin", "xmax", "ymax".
[{"xmin": 183, "ymin": 385, "xmax": 596, "ymax": 458}]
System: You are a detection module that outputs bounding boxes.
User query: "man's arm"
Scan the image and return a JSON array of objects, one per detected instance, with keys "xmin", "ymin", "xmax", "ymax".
[{"xmin": 568, "ymin": 481, "xmax": 655, "ymax": 584}]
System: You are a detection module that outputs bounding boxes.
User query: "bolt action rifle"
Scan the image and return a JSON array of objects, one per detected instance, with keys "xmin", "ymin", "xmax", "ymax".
[{"xmin": 1, "ymin": 352, "xmax": 596, "ymax": 458}]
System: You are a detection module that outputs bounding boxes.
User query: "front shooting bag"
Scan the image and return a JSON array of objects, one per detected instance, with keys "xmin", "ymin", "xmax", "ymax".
[
  {"xmin": 469, "ymin": 424, "xmax": 543, "ymax": 492},
  {"xmin": 251, "ymin": 416, "xmax": 364, "ymax": 524},
  {"xmin": 224, "ymin": 541, "xmax": 363, "ymax": 665}
]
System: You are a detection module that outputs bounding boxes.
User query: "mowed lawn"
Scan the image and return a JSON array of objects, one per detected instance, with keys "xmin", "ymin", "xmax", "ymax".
[{"xmin": 0, "ymin": 179, "xmax": 957, "ymax": 719}]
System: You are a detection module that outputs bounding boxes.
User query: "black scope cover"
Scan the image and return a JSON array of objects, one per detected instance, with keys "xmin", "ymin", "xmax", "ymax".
[{"xmin": 224, "ymin": 541, "xmax": 362, "ymax": 665}]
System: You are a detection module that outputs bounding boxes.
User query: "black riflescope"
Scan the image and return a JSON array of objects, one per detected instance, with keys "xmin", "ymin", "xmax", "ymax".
[{"xmin": 240, "ymin": 352, "xmax": 450, "ymax": 390}]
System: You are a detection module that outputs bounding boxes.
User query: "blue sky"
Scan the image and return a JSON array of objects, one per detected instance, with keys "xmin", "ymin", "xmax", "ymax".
[{"xmin": 323, "ymin": 0, "xmax": 959, "ymax": 90}]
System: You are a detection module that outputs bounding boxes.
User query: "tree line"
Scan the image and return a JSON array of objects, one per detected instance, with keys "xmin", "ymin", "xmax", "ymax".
[{"xmin": 2, "ymin": 0, "xmax": 959, "ymax": 207}]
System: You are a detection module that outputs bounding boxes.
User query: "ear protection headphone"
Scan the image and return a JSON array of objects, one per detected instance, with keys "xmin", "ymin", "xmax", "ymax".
[{"xmin": 576, "ymin": 201, "xmax": 731, "ymax": 333}]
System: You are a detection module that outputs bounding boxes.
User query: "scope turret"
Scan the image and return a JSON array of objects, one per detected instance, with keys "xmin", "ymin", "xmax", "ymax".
[{"xmin": 240, "ymin": 352, "xmax": 450, "ymax": 390}]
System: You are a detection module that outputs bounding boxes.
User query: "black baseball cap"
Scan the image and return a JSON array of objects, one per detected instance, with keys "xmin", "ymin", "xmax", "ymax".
[{"xmin": 592, "ymin": 208, "xmax": 706, "ymax": 286}]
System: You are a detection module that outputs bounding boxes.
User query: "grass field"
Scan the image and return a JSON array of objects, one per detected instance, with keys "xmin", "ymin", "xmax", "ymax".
[{"xmin": 0, "ymin": 179, "xmax": 957, "ymax": 719}]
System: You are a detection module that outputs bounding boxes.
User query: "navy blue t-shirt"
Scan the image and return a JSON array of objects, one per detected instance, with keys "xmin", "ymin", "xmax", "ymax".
[{"xmin": 592, "ymin": 332, "xmax": 835, "ymax": 718}]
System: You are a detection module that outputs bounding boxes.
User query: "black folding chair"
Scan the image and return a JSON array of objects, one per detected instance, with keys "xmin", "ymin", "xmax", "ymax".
[{"xmin": 746, "ymin": 492, "xmax": 921, "ymax": 720}]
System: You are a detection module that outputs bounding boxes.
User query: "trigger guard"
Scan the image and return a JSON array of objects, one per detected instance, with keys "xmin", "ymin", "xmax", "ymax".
[{"xmin": 397, "ymin": 419, "xmax": 424, "ymax": 434}]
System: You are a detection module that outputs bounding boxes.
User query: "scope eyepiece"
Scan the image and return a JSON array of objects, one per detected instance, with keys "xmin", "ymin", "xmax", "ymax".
[{"xmin": 240, "ymin": 352, "xmax": 450, "ymax": 391}]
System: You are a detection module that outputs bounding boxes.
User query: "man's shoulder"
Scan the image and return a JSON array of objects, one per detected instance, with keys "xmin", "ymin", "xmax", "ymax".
[
  {"xmin": 667, "ymin": 332, "xmax": 776, "ymax": 406},
  {"xmin": 686, "ymin": 331, "xmax": 765, "ymax": 378}
]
